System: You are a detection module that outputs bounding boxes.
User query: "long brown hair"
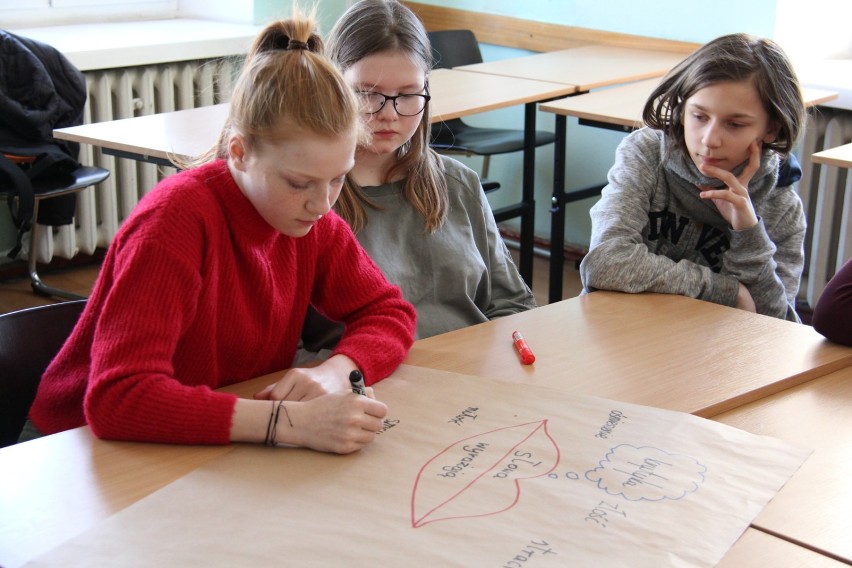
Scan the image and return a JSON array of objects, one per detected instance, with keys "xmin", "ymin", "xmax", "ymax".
[
  {"xmin": 325, "ymin": 0, "xmax": 448, "ymax": 233},
  {"xmin": 176, "ymin": 9, "xmax": 361, "ymax": 169},
  {"xmin": 643, "ymin": 33, "xmax": 805, "ymax": 159}
]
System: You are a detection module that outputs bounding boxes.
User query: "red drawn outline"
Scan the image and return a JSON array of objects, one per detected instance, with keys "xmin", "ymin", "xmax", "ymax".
[{"xmin": 411, "ymin": 420, "xmax": 560, "ymax": 527}]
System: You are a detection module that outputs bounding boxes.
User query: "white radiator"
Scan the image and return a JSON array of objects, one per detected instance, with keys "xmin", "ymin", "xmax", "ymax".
[
  {"xmin": 30, "ymin": 57, "xmax": 240, "ymax": 264},
  {"xmin": 797, "ymin": 107, "xmax": 852, "ymax": 309}
]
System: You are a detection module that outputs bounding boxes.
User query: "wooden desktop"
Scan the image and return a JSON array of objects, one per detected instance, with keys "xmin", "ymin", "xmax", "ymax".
[
  {"xmin": 812, "ymin": 141, "xmax": 852, "ymax": 169},
  {"xmin": 2, "ymin": 292, "xmax": 851, "ymax": 567},
  {"xmin": 404, "ymin": 291, "xmax": 852, "ymax": 417},
  {"xmin": 714, "ymin": 365, "xmax": 852, "ymax": 564}
]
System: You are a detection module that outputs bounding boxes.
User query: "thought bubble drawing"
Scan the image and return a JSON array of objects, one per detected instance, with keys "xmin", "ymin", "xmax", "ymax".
[
  {"xmin": 411, "ymin": 420, "xmax": 559, "ymax": 527},
  {"xmin": 585, "ymin": 444, "xmax": 706, "ymax": 502}
]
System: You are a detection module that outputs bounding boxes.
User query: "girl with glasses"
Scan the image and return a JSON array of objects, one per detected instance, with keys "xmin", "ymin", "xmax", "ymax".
[
  {"xmin": 28, "ymin": 12, "xmax": 416, "ymax": 453},
  {"xmin": 300, "ymin": 0, "xmax": 535, "ymax": 357}
]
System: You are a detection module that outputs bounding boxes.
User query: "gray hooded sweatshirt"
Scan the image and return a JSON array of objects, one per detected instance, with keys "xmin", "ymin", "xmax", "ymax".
[{"xmin": 580, "ymin": 127, "xmax": 805, "ymax": 322}]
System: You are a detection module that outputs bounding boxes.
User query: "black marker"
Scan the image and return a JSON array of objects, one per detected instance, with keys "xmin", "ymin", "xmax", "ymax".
[{"xmin": 349, "ymin": 370, "xmax": 367, "ymax": 396}]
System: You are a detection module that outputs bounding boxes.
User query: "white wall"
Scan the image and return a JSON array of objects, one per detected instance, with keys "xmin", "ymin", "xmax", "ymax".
[
  {"xmin": 775, "ymin": 0, "xmax": 852, "ymax": 60},
  {"xmin": 177, "ymin": 0, "xmax": 255, "ymax": 24}
]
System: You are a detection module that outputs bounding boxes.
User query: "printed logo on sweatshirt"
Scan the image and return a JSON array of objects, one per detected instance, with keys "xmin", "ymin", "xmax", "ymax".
[{"xmin": 647, "ymin": 210, "xmax": 730, "ymax": 273}]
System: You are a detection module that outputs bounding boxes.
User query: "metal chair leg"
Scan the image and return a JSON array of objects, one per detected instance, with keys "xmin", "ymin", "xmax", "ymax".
[{"xmin": 27, "ymin": 201, "xmax": 87, "ymax": 301}]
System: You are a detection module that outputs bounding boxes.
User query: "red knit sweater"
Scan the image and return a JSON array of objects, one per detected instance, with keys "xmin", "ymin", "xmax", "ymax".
[{"xmin": 30, "ymin": 160, "xmax": 416, "ymax": 444}]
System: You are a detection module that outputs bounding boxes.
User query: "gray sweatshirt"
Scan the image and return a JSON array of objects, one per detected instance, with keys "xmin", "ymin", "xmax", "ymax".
[
  {"xmin": 357, "ymin": 155, "xmax": 535, "ymax": 338},
  {"xmin": 301, "ymin": 154, "xmax": 535, "ymax": 352},
  {"xmin": 580, "ymin": 127, "xmax": 805, "ymax": 322}
]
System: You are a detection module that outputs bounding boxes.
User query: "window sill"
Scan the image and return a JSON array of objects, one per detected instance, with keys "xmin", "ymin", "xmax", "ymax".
[
  {"xmin": 7, "ymin": 18, "xmax": 262, "ymax": 71},
  {"xmin": 797, "ymin": 57, "xmax": 852, "ymax": 111}
]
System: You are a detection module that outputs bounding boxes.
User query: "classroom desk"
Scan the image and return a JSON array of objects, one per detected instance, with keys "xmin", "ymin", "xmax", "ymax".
[
  {"xmin": 0, "ymin": 428, "xmax": 232, "ymax": 568},
  {"xmin": 404, "ymin": 291, "xmax": 852, "ymax": 418},
  {"xmin": 3, "ymin": 377, "xmax": 850, "ymax": 566},
  {"xmin": 540, "ymin": 81, "xmax": 841, "ymax": 133},
  {"xmin": 712, "ymin": 365, "xmax": 852, "ymax": 564},
  {"xmin": 53, "ymin": 68, "xmax": 577, "ymax": 286},
  {"xmin": 3, "ymin": 293, "xmax": 851, "ymax": 567},
  {"xmin": 812, "ymin": 141, "xmax": 852, "ymax": 168},
  {"xmin": 2, "ymin": 435, "xmax": 844, "ymax": 568},
  {"xmin": 539, "ymin": 84, "xmax": 840, "ymax": 303},
  {"xmin": 457, "ymin": 44, "xmax": 689, "ymax": 89},
  {"xmin": 718, "ymin": 529, "xmax": 849, "ymax": 567},
  {"xmin": 52, "ymin": 103, "xmax": 230, "ymax": 167},
  {"xmin": 51, "ymin": 69, "xmax": 575, "ymax": 166},
  {"xmin": 2, "ymin": 368, "xmax": 848, "ymax": 568}
]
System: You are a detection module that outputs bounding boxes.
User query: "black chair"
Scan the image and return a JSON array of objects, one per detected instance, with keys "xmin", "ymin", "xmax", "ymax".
[
  {"xmin": 428, "ymin": 29, "xmax": 556, "ymax": 186},
  {"xmin": 0, "ymin": 299, "xmax": 86, "ymax": 447},
  {"xmin": 1, "ymin": 166, "xmax": 110, "ymax": 300},
  {"xmin": 0, "ymin": 29, "xmax": 110, "ymax": 300}
]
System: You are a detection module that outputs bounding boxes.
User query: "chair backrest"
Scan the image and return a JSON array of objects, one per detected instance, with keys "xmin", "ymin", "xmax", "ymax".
[
  {"xmin": 428, "ymin": 29, "xmax": 486, "ymax": 140},
  {"xmin": 428, "ymin": 29, "xmax": 483, "ymax": 70},
  {"xmin": 0, "ymin": 300, "xmax": 86, "ymax": 447}
]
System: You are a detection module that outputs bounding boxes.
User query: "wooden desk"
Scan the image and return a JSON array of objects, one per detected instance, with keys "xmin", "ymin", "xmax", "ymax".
[
  {"xmin": 4, "ymin": 370, "xmax": 849, "ymax": 567},
  {"xmin": 812, "ymin": 141, "xmax": 852, "ymax": 168},
  {"xmin": 52, "ymin": 69, "xmax": 575, "ymax": 165},
  {"xmin": 458, "ymin": 44, "xmax": 689, "ymax": 91},
  {"xmin": 0, "ymin": 428, "xmax": 232, "ymax": 568},
  {"xmin": 539, "ymin": 84, "xmax": 840, "ymax": 303},
  {"xmin": 3, "ymin": 293, "xmax": 851, "ymax": 567},
  {"xmin": 540, "ymin": 82, "xmax": 841, "ymax": 134},
  {"xmin": 431, "ymin": 68, "xmax": 576, "ymax": 119},
  {"xmin": 540, "ymin": 77, "xmax": 662, "ymax": 132},
  {"xmin": 54, "ymin": 69, "xmax": 577, "ymax": 286},
  {"xmin": 404, "ymin": 291, "xmax": 852, "ymax": 417},
  {"xmin": 712, "ymin": 365, "xmax": 852, "ymax": 563},
  {"xmin": 718, "ymin": 529, "xmax": 848, "ymax": 567},
  {"xmin": 52, "ymin": 103, "xmax": 230, "ymax": 167}
]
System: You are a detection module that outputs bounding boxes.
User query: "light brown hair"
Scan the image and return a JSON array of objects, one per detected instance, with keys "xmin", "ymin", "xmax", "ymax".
[{"xmin": 325, "ymin": 0, "xmax": 448, "ymax": 233}]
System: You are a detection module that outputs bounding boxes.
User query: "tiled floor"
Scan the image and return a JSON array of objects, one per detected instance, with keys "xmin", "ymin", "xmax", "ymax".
[{"xmin": 0, "ymin": 250, "xmax": 583, "ymax": 315}]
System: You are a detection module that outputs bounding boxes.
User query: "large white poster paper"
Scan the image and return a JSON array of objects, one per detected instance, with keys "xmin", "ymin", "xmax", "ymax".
[{"xmin": 27, "ymin": 366, "xmax": 809, "ymax": 567}]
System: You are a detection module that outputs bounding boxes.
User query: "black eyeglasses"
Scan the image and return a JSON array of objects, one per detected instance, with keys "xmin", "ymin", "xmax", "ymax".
[{"xmin": 356, "ymin": 91, "xmax": 431, "ymax": 116}]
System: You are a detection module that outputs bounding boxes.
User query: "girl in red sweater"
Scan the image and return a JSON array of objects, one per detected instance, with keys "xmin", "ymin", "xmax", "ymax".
[{"xmin": 28, "ymin": 14, "xmax": 416, "ymax": 453}]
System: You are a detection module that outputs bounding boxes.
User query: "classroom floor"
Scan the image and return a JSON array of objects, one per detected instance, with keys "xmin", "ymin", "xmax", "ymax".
[{"xmin": 0, "ymin": 249, "xmax": 584, "ymax": 316}]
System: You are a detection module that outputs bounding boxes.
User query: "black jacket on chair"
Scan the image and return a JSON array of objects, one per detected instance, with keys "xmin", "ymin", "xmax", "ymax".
[
  {"xmin": 0, "ymin": 30, "xmax": 87, "ymax": 254},
  {"xmin": 0, "ymin": 30, "xmax": 85, "ymax": 156}
]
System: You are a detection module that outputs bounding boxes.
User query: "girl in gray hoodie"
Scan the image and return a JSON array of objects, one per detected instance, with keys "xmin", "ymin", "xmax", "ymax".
[{"xmin": 580, "ymin": 33, "xmax": 806, "ymax": 322}]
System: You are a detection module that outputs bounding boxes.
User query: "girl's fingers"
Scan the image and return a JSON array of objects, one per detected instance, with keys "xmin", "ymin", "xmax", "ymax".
[
  {"xmin": 253, "ymin": 383, "xmax": 275, "ymax": 400},
  {"xmin": 737, "ymin": 141, "xmax": 762, "ymax": 187},
  {"xmin": 699, "ymin": 163, "xmax": 736, "ymax": 186},
  {"xmin": 700, "ymin": 140, "xmax": 762, "ymax": 195}
]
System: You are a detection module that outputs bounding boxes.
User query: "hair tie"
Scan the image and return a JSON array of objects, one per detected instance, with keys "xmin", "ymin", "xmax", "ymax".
[{"xmin": 287, "ymin": 39, "xmax": 309, "ymax": 51}]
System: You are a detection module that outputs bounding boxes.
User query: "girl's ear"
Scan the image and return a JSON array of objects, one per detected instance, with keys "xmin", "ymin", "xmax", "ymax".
[
  {"xmin": 762, "ymin": 123, "xmax": 780, "ymax": 144},
  {"xmin": 229, "ymin": 135, "xmax": 248, "ymax": 171}
]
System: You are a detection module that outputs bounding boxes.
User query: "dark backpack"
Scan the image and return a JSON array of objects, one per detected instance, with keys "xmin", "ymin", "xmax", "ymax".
[{"xmin": 0, "ymin": 30, "xmax": 87, "ymax": 259}]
